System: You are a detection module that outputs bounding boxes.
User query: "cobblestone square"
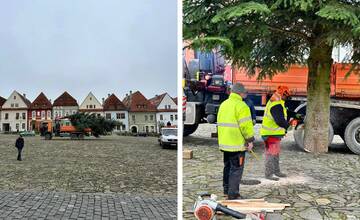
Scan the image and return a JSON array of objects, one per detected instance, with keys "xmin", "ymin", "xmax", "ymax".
[
  {"xmin": 0, "ymin": 134, "xmax": 177, "ymax": 219},
  {"xmin": 183, "ymin": 124, "xmax": 360, "ymax": 220}
]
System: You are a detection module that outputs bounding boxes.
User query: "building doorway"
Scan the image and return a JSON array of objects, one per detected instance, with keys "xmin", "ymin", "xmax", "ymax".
[{"xmin": 131, "ymin": 126, "xmax": 138, "ymax": 133}]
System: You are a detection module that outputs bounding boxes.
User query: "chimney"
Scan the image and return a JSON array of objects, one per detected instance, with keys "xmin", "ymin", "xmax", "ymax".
[
  {"xmin": 49, "ymin": 99, "xmax": 51, "ymax": 103},
  {"xmin": 130, "ymin": 90, "xmax": 132, "ymax": 95},
  {"xmin": 102, "ymin": 98, "xmax": 105, "ymax": 104},
  {"xmin": 23, "ymin": 94, "xmax": 26, "ymax": 98},
  {"xmin": 108, "ymin": 94, "xmax": 110, "ymax": 97},
  {"xmin": 126, "ymin": 93, "xmax": 128, "ymax": 97}
]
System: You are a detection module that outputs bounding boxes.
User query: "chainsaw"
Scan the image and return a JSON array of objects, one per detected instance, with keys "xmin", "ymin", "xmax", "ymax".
[{"xmin": 193, "ymin": 193, "xmax": 265, "ymax": 220}]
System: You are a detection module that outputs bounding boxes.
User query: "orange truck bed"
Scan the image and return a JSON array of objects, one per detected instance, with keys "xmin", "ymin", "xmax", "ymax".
[
  {"xmin": 232, "ymin": 64, "xmax": 360, "ymax": 99},
  {"xmin": 60, "ymin": 125, "xmax": 91, "ymax": 133}
]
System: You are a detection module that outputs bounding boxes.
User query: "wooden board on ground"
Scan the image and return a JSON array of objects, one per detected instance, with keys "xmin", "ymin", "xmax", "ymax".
[{"xmin": 218, "ymin": 199, "xmax": 290, "ymax": 214}]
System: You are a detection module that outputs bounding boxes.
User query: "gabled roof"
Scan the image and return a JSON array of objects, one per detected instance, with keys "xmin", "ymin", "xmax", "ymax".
[
  {"xmin": 79, "ymin": 92, "xmax": 102, "ymax": 110},
  {"xmin": 103, "ymin": 94, "xmax": 126, "ymax": 111},
  {"xmin": 31, "ymin": 92, "xmax": 52, "ymax": 109},
  {"xmin": 19, "ymin": 93, "xmax": 31, "ymax": 108},
  {"xmin": 149, "ymin": 93, "xmax": 167, "ymax": 107},
  {"xmin": 1, "ymin": 91, "xmax": 31, "ymax": 110},
  {"xmin": 122, "ymin": 91, "xmax": 157, "ymax": 112},
  {"xmin": 53, "ymin": 91, "xmax": 78, "ymax": 107},
  {"xmin": 0, "ymin": 96, "xmax": 6, "ymax": 109}
]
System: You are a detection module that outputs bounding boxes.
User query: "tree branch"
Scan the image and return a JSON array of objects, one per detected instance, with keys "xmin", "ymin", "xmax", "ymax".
[{"xmin": 266, "ymin": 25, "xmax": 310, "ymax": 41}]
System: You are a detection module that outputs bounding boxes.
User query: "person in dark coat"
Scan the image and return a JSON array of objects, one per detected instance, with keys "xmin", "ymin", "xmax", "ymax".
[
  {"xmin": 15, "ymin": 134, "xmax": 24, "ymax": 161},
  {"xmin": 243, "ymin": 96, "xmax": 256, "ymax": 124}
]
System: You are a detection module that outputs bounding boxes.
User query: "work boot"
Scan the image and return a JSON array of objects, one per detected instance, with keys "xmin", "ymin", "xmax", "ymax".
[
  {"xmin": 275, "ymin": 172, "xmax": 287, "ymax": 178},
  {"xmin": 227, "ymin": 194, "xmax": 244, "ymax": 200},
  {"xmin": 265, "ymin": 174, "xmax": 279, "ymax": 181}
]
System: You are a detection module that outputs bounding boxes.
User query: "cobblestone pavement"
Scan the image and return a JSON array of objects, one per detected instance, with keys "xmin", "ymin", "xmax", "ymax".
[
  {"xmin": 0, "ymin": 191, "xmax": 176, "ymax": 219},
  {"xmin": 0, "ymin": 134, "xmax": 176, "ymax": 196},
  {"xmin": 0, "ymin": 134, "xmax": 177, "ymax": 219},
  {"xmin": 183, "ymin": 124, "xmax": 360, "ymax": 220}
]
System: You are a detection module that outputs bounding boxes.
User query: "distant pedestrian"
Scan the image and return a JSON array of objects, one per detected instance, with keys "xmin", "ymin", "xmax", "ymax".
[{"xmin": 15, "ymin": 134, "xmax": 24, "ymax": 161}]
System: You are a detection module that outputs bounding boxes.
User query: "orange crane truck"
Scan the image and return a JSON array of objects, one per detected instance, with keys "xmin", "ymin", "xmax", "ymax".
[
  {"xmin": 183, "ymin": 49, "xmax": 360, "ymax": 154},
  {"xmin": 42, "ymin": 118, "xmax": 91, "ymax": 140}
]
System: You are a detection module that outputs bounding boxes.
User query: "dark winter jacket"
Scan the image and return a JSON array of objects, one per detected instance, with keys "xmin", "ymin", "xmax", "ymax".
[
  {"xmin": 270, "ymin": 104, "xmax": 298, "ymax": 130},
  {"xmin": 244, "ymin": 97, "xmax": 256, "ymax": 121},
  {"xmin": 15, "ymin": 137, "xmax": 24, "ymax": 149}
]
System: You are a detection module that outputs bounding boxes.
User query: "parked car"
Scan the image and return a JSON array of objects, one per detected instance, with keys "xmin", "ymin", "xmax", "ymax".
[
  {"xmin": 159, "ymin": 127, "xmax": 178, "ymax": 148},
  {"xmin": 19, "ymin": 130, "xmax": 36, "ymax": 137}
]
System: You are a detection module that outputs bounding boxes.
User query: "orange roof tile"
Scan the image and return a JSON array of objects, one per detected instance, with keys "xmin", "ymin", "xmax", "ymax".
[
  {"xmin": 53, "ymin": 91, "xmax": 78, "ymax": 107},
  {"xmin": 123, "ymin": 91, "xmax": 157, "ymax": 112}
]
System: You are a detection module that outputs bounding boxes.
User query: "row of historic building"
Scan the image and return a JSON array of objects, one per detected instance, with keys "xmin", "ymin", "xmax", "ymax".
[{"xmin": 0, "ymin": 90, "xmax": 177, "ymax": 133}]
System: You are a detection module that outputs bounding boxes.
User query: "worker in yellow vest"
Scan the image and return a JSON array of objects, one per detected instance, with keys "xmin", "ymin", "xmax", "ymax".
[
  {"xmin": 217, "ymin": 83, "xmax": 255, "ymax": 200},
  {"xmin": 260, "ymin": 86, "xmax": 295, "ymax": 181}
]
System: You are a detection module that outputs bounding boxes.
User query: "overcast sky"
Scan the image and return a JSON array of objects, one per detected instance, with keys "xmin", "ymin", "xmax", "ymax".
[{"xmin": 0, "ymin": 0, "xmax": 177, "ymax": 103}]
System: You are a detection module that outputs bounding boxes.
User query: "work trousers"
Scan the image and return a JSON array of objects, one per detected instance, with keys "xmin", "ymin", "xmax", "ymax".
[
  {"xmin": 223, "ymin": 151, "xmax": 246, "ymax": 197},
  {"xmin": 264, "ymin": 137, "xmax": 281, "ymax": 177}
]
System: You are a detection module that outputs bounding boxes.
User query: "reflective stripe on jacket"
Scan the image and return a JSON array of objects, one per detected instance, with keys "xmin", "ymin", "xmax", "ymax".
[
  {"xmin": 260, "ymin": 100, "xmax": 287, "ymax": 137},
  {"xmin": 217, "ymin": 93, "xmax": 254, "ymax": 152}
]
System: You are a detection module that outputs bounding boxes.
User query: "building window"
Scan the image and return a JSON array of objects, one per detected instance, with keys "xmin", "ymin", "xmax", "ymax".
[
  {"xmin": 116, "ymin": 125, "xmax": 121, "ymax": 130},
  {"xmin": 5, "ymin": 113, "xmax": 8, "ymax": 120},
  {"xmin": 15, "ymin": 103, "xmax": 19, "ymax": 107},
  {"xmin": 22, "ymin": 113, "xmax": 26, "ymax": 119},
  {"xmin": 22, "ymin": 123, "xmax": 25, "ymax": 130},
  {"xmin": 47, "ymin": 111, "xmax": 51, "ymax": 119},
  {"xmin": 145, "ymin": 126, "xmax": 149, "ymax": 133},
  {"xmin": 150, "ymin": 115, "xmax": 153, "ymax": 121},
  {"xmin": 32, "ymin": 111, "xmax": 36, "ymax": 118},
  {"xmin": 116, "ymin": 113, "xmax": 121, "ymax": 119},
  {"xmin": 16, "ymin": 123, "xmax": 19, "ymax": 130},
  {"xmin": 11, "ymin": 104, "xmax": 14, "ymax": 107},
  {"xmin": 121, "ymin": 125, "xmax": 126, "ymax": 130},
  {"xmin": 170, "ymin": 115, "xmax": 174, "ymax": 121},
  {"xmin": 72, "ymin": 111, "xmax": 76, "ymax": 114},
  {"xmin": 151, "ymin": 126, "xmax": 154, "ymax": 132},
  {"xmin": 106, "ymin": 113, "xmax": 111, "ymax": 119},
  {"xmin": 132, "ymin": 115, "xmax": 135, "ymax": 121},
  {"xmin": 175, "ymin": 114, "xmax": 177, "ymax": 120},
  {"xmin": 16, "ymin": 113, "xmax": 19, "ymax": 120},
  {"xmin": 120, "ymin": 113, "xmax": 125, "ymax": 119},
  {"xmin": 160, "ymin": 114, "xmax": 163, "ymax": 120},
  {"xmin": 41, "ymin": 111, "xmax": 45, "ymax": 119},
  {"xmin": 90, "ymin": 97, "xmax": 92, "ymax": 100},
  {"xmin": 14, "ymin": 96, "xmax": 16, "ymax": 100},
  {"xmin": 145, "ymin": 115, "xmax": 148, "ymax": 121}
]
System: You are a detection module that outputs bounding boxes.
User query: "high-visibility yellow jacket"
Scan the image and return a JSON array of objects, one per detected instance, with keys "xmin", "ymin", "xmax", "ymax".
[
  {"xmin": 260, "ymin": 100, "xmax": 287, "ymax": 137},
  {"xmin": 217, "ymin": 93, "xmax": 255, "ymax": 152}
]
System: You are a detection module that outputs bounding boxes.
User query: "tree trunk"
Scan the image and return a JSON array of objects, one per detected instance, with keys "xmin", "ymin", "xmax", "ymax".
[{"xmin": 303, "ymin": 40, "xmax": 333, "ymax": 153}]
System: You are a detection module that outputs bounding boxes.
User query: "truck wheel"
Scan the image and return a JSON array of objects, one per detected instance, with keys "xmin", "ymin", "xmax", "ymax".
[
  {"xmin": 45, "ymin": 133, "xmax": 52, "ymax": 140},
  {"xmin": 294, "ymin": 123, "xmax": 334, "ymax": 151},
  {"xmin": 78, "ymin": 133, "xmax": 84, "ymax": 140},
  {"xmin": 183, "ymin": 124, "xmax": 199, "ymax": 137},
  {"xmin": 344, "ymin": 117, "xmax": 360, "ymax": 155},
  {"xmin": 70, "ymin": 133, "xmax": 77, "ymax": 140}
]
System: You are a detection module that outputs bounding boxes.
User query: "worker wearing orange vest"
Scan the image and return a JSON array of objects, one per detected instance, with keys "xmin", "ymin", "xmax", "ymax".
[{"xmin": 260, "ymin": 86, "xmax": 296, "ymax": 181}]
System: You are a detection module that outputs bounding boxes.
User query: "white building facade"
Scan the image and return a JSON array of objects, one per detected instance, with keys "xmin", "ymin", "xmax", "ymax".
[
  {"xmin": 79, "ymin": 92, "xmax": 104, "ymax": 117},
  {"xmin": 150, "ymin": 93, "xmax": 178, "ymax": 132},
  {"xmin": 1, "ymin": 91, "xmax": 30, "ymax": 132},
  {"xmin": 103, "ymin": 94, "xmax": 129, "ymax": 132}
]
